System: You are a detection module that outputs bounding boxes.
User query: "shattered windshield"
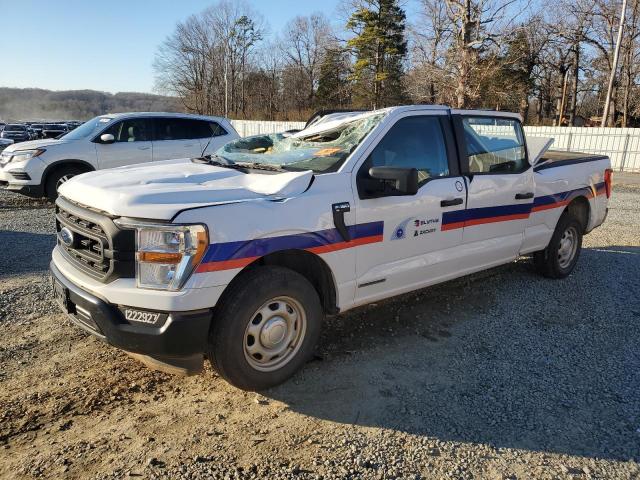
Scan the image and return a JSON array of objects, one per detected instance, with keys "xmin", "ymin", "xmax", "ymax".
[{"xmin": 215, "ymin": 112, "xmax": 386, "ymax": 173}]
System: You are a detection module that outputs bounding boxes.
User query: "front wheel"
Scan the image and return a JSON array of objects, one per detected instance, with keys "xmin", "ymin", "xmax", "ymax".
[
  {"xmin": 45, "ymin": 166, "xmax": 84, "ymax": 200},
  {"xmin": 533, "ymin": 212, "xmax": 583, "ymax": 278},
  {"xmin": 207, "ymin": 266, "xmax": 323, "ymax": 391}
]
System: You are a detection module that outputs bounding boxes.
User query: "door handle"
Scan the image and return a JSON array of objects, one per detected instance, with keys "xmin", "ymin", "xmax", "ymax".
[
  {"xmin": 440, "ymin": 198, "xmax": 464, "ymax": 207},
  {"xmin": 138, "ymin": 146, "xmax": 151, "ymax": 150},
  {"xmin": 515, "ymin": 192, "xmax": 534, "ymax": 200},
  {"xmin": 184, "ymin": 144, "xmax": 195, "ymax": 147}
]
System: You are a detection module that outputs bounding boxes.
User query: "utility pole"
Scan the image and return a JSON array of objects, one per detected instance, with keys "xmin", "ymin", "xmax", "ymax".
[{"xmin": 601, "ymin": 0, "xmax": 628, "ymax": 127}]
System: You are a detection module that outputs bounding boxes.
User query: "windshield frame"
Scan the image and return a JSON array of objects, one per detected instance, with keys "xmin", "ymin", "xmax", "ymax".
[{"xmin": 59, "ymin": 116, "xmax": 112, "ymax": 141}]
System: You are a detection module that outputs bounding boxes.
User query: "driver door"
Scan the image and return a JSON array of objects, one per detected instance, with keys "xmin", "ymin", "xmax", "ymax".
[
  {"xmin": 353, "ymin": 112, "xmax": 467, "ymax": 304},
  {"xmin": 95, "ymin": 118, "xmax": 153, "ymax": 169}
]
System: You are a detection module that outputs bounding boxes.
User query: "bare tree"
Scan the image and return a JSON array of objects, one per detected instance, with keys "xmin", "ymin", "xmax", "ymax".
[{"xmin": 281, "ymin": 13, "xmax": 332, "ymax": 112}]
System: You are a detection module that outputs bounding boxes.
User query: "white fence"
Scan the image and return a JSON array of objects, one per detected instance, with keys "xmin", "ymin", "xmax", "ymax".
[
  {"xmin": 524, "ymin": 127, "xmax": 640, "ymax": 172},
  {"xmin": 230, "ymin": 120, "xmax": 640, "ymax": 172},
  {"xmin": 230, "ymin": 120, "xmax": 305, "ymax": 137}
]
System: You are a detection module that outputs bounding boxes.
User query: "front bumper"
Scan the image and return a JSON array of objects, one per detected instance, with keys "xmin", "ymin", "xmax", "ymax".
[{"xmin": 50, "ymin": 260, "xmax": 212, "ymax": 373}]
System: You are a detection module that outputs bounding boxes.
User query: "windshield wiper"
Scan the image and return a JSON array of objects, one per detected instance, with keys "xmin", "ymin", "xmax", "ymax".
[
  {"xmin": 192, "ymin": 154, "xmax": 247, "ymax": 171},
  {"xmin": 235, "ymin": 162, "xmax": 288, "ymax": 172}
]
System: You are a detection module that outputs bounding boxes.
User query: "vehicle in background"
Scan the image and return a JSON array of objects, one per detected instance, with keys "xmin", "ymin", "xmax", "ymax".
[
  {"xmin": 66, "ymin": 121, "xmax": 82, "ymax": 130},
  {"xmin": 30, "ymin": 123, "xmax": 45, "ymax": 139},
  {"xmin": 0, "ymin": 122, "xmax": 5, "ymax": 132},
  {"xmin": 41, "ymin": 123, "xmax": 68, "ymax": 139},
  {"xmin": 0, "ymin": 112, "xmax": 238, "ymax": 199},
  {"xmin": 1, "ymin": 124, "xmax": 31, "ymax": 143},
  {"xmin": 48, "ymin": 106, "xmax": 612, "ymax": 390},
  {"xmin": 0, "ymin": 138, "xmax": 13, "ymax": 153}
]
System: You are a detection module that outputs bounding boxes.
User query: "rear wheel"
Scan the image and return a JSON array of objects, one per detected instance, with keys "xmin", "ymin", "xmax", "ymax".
[
  {"xmin": 45, "ymin": 166, "xmax": 85, "ymax": 200},
  {"xmin": 207, "ymin": 266, "xmax": 323, "ymax": 391},
  {"xmin": 533, "ymin": 212, "xmax": 583, "ymax": 278}
]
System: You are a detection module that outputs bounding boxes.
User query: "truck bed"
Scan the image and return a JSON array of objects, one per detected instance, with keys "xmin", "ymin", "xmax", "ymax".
[{"xmin": 535, "ymin": 150, "xmax": 608, "ymax": 172}]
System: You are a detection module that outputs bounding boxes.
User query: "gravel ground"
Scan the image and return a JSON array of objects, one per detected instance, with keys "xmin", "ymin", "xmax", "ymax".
[{"xmin": 0, "ymin": 176, "xmax": 639, "ymax": 480}]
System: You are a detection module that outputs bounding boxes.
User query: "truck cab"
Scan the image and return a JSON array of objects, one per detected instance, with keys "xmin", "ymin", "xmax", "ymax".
[{"xmin": 50, "ymin": 106, "xmax": 612, "ymax": 390}]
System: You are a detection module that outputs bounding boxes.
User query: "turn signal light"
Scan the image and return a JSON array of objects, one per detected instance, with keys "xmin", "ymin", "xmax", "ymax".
[{"xmin": 138, "ymin": 251, "xmax": 183, "ymax": 264}]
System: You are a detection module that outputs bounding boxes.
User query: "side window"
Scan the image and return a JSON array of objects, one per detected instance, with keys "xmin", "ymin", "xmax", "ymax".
[
  {"xmin": 154, "ymin": 118, "xmax": 189, "ymax": 141},
  {"xmin": 209, "ymin": 121, "xmax": 227, "ymax": 136},
  {"xmin": 103, "ymin": 119, "xmax": 151, "ymax": 143},
  {"xmin": 462, "ymin": 117, "xmax": 529, "ymax": 173},
  {"xmin": 361, "ymin": 116, "xmax": 450, "ymax": 184}
]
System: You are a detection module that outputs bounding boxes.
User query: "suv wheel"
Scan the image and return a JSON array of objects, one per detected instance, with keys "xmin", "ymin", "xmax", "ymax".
[
  {"xmin": 207, "ymin": 266, "xmax": 323, "ymax": 391},
  {"xmin": 45, "ymin": 166, "xmax": 84, "ymax": 200}
]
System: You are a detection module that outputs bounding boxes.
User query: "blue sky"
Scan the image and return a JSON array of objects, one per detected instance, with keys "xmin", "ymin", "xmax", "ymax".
[{"xmin": 0, "ymin": 0, "xmax": 345, "ymax": 93}]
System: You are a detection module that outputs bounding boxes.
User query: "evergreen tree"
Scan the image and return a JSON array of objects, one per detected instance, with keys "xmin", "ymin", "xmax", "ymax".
[
  {"xmin": 316, "ymin": 47, "xmax": 351, "ymax": 109},
  {"xmin": 346, "ymin": 0, "xmax": 407, "ymax": 109}
]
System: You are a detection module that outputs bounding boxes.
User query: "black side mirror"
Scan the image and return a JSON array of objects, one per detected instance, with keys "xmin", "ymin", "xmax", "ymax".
[{"xmin": 368, "ymin": 166, "xmax": 419, "ymax": 196}]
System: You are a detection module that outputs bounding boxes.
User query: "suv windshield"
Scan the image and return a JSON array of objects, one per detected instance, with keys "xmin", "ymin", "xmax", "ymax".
[
  {"xmin": 60, "ymin": 116, "xmax": 110, "ymax": 141},
  {"xmin": 215, "ymin": 112, "xmax": 385, "ymax": 173}
]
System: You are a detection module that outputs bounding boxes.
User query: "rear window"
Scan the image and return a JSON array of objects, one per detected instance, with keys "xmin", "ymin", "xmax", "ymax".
[{"xmin": 5, "ymin": 125, "xmax": 26, "ymax": 131}]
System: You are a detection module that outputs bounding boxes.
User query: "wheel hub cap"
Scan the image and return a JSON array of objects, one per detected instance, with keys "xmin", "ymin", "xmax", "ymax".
[
  {"xmin": 243, "ymin": 296, "xmax": 308, "ymax": 372},
  {"xmin": 557, "ymin": 226, "xmax": 578, "ymax": 268},
  {"xmin": 260, "ymin": 317, "xmax": 287, "ymax": 348}
]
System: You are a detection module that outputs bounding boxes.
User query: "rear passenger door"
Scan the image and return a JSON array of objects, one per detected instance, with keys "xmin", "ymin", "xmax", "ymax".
[
  {"xmin": 453, "ymin": 114, "xmax": 534, "ymax": 266},
  {"xmin": 353, "ymin": 112, "xmax": 467, "ymax": 304},
  {"xmin": 151, "ymin": 118, "xmax": 206, "ymax": 161}
]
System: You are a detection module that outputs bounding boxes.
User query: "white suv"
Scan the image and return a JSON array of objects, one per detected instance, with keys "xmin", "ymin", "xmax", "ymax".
[{"xmin": 0, "ymin": 112, "xmax": 238, "ymax": 199}]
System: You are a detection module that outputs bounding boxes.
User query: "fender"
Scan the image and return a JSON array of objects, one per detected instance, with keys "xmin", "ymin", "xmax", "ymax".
[{"xmin": 42, "ymin": 159, "xmax": 95, "ymax": 180}]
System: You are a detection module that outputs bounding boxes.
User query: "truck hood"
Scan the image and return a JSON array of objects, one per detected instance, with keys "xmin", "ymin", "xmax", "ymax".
[
  {"xmin": 58, "ymin": 159, "xmax": 314, "ymax": 219},
  {"xmin": 3, "ymin": 138, "xmax": 68, "ymax": 152}
]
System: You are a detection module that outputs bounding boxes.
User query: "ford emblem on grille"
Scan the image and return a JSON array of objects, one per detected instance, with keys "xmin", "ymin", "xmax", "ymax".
[{"xmin": 59, "ymin": 227, "xmax": 76, "ymax": 248}]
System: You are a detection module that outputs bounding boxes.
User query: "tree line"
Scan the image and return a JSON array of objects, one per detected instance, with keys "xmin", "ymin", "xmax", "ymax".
[
  {"xmin": 0, "ymin": 88, "xmax": 180, "ymax": 122},
  {"xmin": 154, "ymin": 0, "xmax": 640, "ymax": 127}
]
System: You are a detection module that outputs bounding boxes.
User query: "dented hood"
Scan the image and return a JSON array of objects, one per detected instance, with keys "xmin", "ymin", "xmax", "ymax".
[{"xmin": 58, "ymin": 158, "xmax": 313, "ymax": 219}]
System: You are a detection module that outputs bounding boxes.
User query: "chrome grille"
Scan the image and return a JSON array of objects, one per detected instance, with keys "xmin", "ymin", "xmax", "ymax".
[{"xmin": 56, "ymin": 204, "xmax": 110, "ymax": 280}]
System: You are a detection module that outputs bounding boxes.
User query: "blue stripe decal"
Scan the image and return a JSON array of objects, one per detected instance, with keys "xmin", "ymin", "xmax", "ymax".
[{"xmin": 201, "ymin": 221, "xmax": 384, "ymax": 263}]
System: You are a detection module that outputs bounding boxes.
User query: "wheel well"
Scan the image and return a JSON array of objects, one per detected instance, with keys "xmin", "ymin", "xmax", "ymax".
[
  {"xmin": 231, "ymin": 249, "xmax": 339, "ymax": 315},
  {"xmin": 566, "ymin": 196, "xmax": 590, "ymax": 233},
  {"xmin": 44, "ymin": 161, "xmax": 94, "ymax": 194}
]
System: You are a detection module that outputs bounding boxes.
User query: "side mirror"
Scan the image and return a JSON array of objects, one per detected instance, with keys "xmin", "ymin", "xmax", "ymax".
[
  {"xmin": 368, "ymin": 166, "xmax": 419, "ymax": 195},
  {"xmin": 100, "ymin": 133, "xmax": 115, "ymax": 144}
]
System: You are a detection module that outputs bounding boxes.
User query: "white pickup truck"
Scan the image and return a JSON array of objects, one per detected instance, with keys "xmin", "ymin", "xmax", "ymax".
[{"xmin": 50, "ymin": 106, "xmax": 612, "ymax": 390}]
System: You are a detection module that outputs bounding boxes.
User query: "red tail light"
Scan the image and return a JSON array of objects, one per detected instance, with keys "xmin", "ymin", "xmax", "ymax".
[{"xmin": 604, "ymin": 168, "xmax": 613, "ymax": 198}]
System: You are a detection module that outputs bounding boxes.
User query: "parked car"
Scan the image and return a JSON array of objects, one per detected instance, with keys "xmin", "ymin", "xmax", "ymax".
[
  {"xmin": 0, "ymin": 112, "xmax": 238, "ymax": 199},
  {"xmin": 30, "ymin": 123, "xmax": 45, "ymax": 139},
  {"xmin": 1, "ymin": 124, "xmax": 31, "ymax": 143},
  {"xmin": 0, "ymin": 138, "xmax": 13, "ymax": 153},
  {"xmin": 41, "ymin": 123, "xmax": 68, "ymax": 139},
  {"xmin": 48, "ymin": 106, "xmax": 613, "ymax": 390}
]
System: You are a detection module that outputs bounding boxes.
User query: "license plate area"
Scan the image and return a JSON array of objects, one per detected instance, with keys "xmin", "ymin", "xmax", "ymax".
[{"xmin": 52, "ymin": 277, "xmax": 72, "ymax": 313}]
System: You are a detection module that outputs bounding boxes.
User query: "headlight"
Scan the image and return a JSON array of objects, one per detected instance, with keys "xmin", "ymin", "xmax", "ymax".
[
  {"xmin": 4, "ymin": 148, "xmax": 46, "ymax": 163},
  {"xmin": 114, "ymin": 220, "xmax": 209, "ymax": 291}
]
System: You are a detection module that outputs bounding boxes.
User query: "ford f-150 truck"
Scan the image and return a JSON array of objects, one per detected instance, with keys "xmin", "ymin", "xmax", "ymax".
[{"xmin": 50, "ymin": 106, "xmax": 612, "ymax": 391}]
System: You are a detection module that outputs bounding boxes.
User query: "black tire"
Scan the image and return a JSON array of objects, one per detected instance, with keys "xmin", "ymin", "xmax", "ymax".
[
  {"xmin": 533, "ymin": 212, "xmax": 583, "ymax": 279},
  {"xmin": 207, "ymin": 266, "xmax": 323, "ymax": 391},
  {"xmin": 45, "ymin": 166, "xmax": 84, "ymax": 200}
]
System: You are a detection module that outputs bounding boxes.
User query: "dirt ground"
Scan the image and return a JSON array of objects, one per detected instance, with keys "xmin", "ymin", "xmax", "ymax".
[{"xmin": 0, "ymin": 176, "xmax": 639, "ymax": 480}]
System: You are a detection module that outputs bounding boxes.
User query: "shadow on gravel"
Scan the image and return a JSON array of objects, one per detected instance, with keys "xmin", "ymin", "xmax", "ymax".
[
  {"xmin": 0, "ymin": 230, "xmax": 55, "ymax": 276},
  {"xmin": 267, "ymin": 246, "xmax": 640, "ymax": 463}
]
